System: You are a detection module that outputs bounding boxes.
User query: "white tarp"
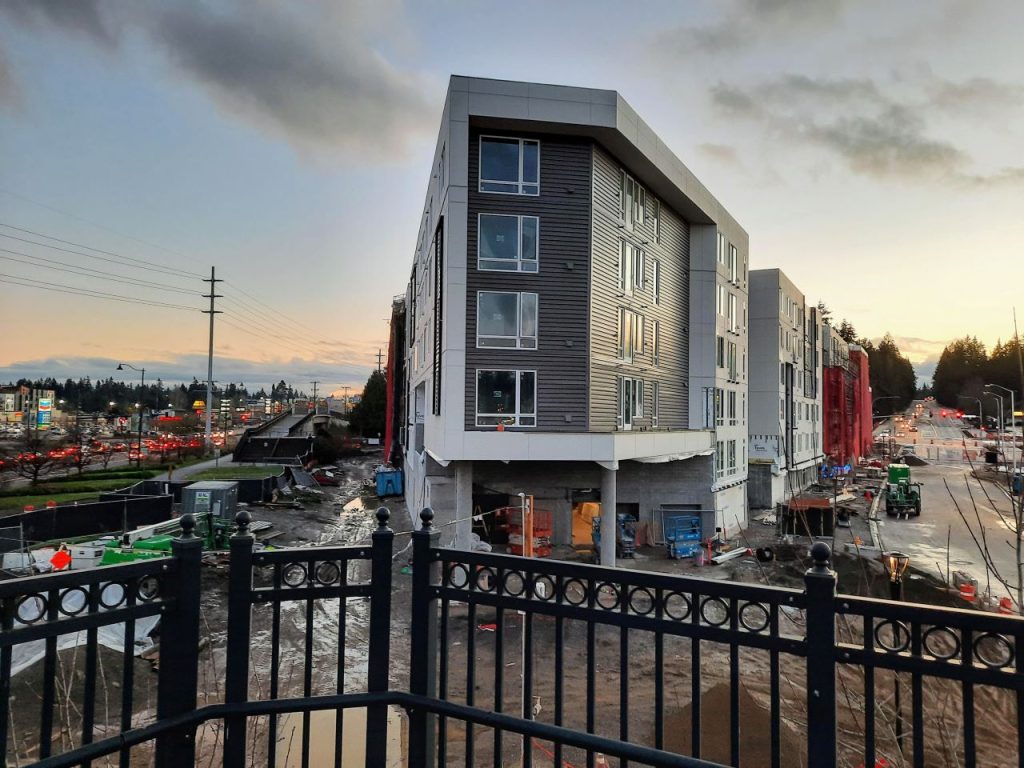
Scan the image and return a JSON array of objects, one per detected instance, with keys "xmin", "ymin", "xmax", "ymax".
[{"xmin": 10, "ymin": 582, "xmax": 160, "ymax": 677}]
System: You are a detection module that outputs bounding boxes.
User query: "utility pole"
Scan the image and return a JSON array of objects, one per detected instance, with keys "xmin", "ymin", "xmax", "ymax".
[
  {"xmin": 376, "ymin": 348, "xmax": 384, "ymax": 373},
  {"xmin": 203, "ymin": 267, "xmax": 223, "ymax": 451},
  {"xmin": 342, "ymin": 386, "xmax": 350, "ymax": 415},
  {"xmin": 311, "ymin": 381, "xmax": 319, "ymax": 412}
]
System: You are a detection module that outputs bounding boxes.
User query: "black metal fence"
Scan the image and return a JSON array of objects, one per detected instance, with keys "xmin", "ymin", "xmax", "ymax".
[{"xmin": 4, "ymin": 507, "xmax": 1024, "ymax": 767}]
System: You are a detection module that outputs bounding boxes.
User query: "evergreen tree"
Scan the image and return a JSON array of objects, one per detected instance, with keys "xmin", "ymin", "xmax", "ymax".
[{"xmin": 346, "ymin": 371, "xmax": 387, "ymax": 438}]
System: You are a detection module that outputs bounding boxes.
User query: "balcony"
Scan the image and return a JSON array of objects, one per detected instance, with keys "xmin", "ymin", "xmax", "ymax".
[{"xmin": 3, "ymin": 510, "xmax": 1024, "ymax": 767}]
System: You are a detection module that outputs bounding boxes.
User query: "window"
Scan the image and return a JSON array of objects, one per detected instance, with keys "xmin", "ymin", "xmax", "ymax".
[
  {"xmin": 477, "ymin": 292, "xmax": 538, "ymax": 349},
  {"xmin": 618, "ymin": 308, "xmax": 645, "ymax": 362},
  {"xmin": 620, "ymin": 241, "xmax": 645, "ymax": 293},
  {"xmin": 717, "ymin": 232, "xmax": 726, "ymax": 265},
  {"xmin": 476, "ymin": 370, "xmax": 536, "ymax": 427},
  {"xmin": 717, "ymin": 285, "xmax": 726, "ymax": 316},
  {"xmin": 716, "ymin": 336, "xmax": 725, "ymax": 369},
  {"xmin": 727, "ymin": 440, "xmax": 737, "ymax": 472},
  {"xmin": 652, "ymin": 199, "xmax": 661, "ymax": 242},
  {"xmin": 652, "ymin": 260, "xmax": 661, "ymax": 304},
  {"xmin": 478, "ymin": 214, "xmax": 538, "ymax": 272},
  {"xmin": 728, "ymin": 244, "xmax": 738, "ymax": 283},
  {"xmin": 714, "ymin": 387, "xmax": 724, "ymax": 427},
  {"xmin": 728, "ymin": 390, "xmax": 737, "ymax": 426},
  {"xmin": 652, "ymin": 320, "xmax": 660, "ymax": 365},
  {"xmin": 618, "ymin": 376, "xmax": 644, "ymax": 430},
  {"xmin": 480, "ymin": 137, "xmax": 539, "ymax": 195},
  {"xmin": 715, "ymin": 440, "xmax": 725, "ymax": 480},
  {"xmin": 621, "ymin": 172, "xmax": 645, "ymax": 230},
  {"xmin": 727, "ymin": 292, "xmax": 737, "ymax": 332},
  {"xmin": 727, "ymin": 341, "xmax": 737, "ymax": 380},
  {"xmin": 653, "ymin": 381, "xmax": 660, "ymax": 427}
]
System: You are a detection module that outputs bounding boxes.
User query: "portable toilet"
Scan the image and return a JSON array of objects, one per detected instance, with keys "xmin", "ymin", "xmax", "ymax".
[{"xmin": 182, "ymin": 481, "xmax": 239, "ymax": 520}]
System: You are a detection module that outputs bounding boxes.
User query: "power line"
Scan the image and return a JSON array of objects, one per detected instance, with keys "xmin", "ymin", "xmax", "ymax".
[
  {"xmin": 0, "ymin": 190, "xmax": 208, "ymax": 270},
  {"xmin": 224, "ymin": 279, "xmax": 323, "ymax": 337},
  {"xmin": 0, "ymin": 247, "xmax": 200, "ymax": 296},
  {"xmin": 0, "ymin": 228, "xmax": 204, "ymax": 280},
  {"xmin": 0, "ymin": 273, "xmax": 203, "ymax": 311}
]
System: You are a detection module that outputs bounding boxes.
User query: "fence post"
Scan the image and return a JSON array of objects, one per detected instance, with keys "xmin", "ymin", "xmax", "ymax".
[
  {"xmin": 155, "ymin": 514, "xmax": 203, "ymax": 768},
  {"xmin": 224, "ymin": 510, "xmax": 254, "ymax": 768},
  {"xmin": 408, "ymin": 508, "xmax": 441, "ymax": 767},
  {"xmin": 365, "ymin": 507, "xmax": 394, "ymax": 768},
  {"xmin": 804, "ymin": 541, "xmax": 838, "ymax": 768}
]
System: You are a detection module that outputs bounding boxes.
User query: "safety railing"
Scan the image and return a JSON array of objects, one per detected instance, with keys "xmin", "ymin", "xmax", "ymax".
[{"xmin": 6, "ymin": 510, "xmax": 1024, "ymax": 767}]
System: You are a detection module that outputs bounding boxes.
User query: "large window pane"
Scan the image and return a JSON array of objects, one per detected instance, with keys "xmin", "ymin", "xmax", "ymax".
[
  {"xmin": 478, "ymin": 292, "xmax": 519, "ymax": 346},
  {"xmin": 522, "ymin": 142, "xmax": 538, "ymax": 183},
  {"xmin": 480, "ymin": 215, "xmax": 519, "ymax": 261},
  {"xmin": 521, "ymin": 217, "xmax": 538, "ymax": 265},
  {"xmin": 519, "ymin": 371, "xmax": 535, "ymax": 414},
  {"xmin": 481, "ymin": 138, "xmax": 520, "ymax": 183},
  {"xmin": 477, "ymin": 370, "xmax": 516, "ymax": 415},
  {"xmin": 520, "ymin": 293, "xmax": 537, "ymax": 347}
]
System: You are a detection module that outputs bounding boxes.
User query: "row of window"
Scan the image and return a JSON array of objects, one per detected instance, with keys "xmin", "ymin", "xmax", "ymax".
[
  {"xmin": 619, "ymin": 241, "xmax": 661, "ymax": 302},
  {"xmin": 716, "ymin": 232, "xmax": 746, "ymax": 286},
  {"xmin": 475, "ymin": 370, "xmax": 670, "ymax": 431},
  {"xmin": 621, "ymin": 172, "xmax": 661, "ymax": 240},
  {"xmin": 617, "ymin": 376, "xmax": 660, "ymax": 430},
  {"xmin": 714, "ymin": 439, "xmax": 745, "ymax": 480},
  {"xmin": 618, "ymin": 309, "xmax": 660, "ymax": 364},
  {"xmin": 713, "ymin": 387, "xmax": 746, "ymax": 428},
  {"xmin": 716, "ymin": 284, "xmax": 742, "ymax": 333},
  {"xmin": 716, "ymin": 336, "xmax": 743, "ymax": 381}
]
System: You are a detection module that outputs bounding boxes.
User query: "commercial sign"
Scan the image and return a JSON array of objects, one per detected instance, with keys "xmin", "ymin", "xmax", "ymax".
[{"xmin": 36, "ymin": 398, "xmax": 53, "ymax": 430}]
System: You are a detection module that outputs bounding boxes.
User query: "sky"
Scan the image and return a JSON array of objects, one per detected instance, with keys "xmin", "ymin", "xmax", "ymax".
[{"xmin": 1, "ymin": 0, "xmax": 1022, "ymax": 392}]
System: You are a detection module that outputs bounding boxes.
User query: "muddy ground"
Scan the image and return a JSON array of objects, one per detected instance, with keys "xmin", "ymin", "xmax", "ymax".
[{"xmin": 5, "ymin": 460, "xmax": 1017, "ymax": 767}]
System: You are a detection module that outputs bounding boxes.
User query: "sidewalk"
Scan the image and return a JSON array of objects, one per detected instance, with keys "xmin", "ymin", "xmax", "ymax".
[{"xmin": 151, "ymin": 456, "xmax": 280, "ymax": 482}]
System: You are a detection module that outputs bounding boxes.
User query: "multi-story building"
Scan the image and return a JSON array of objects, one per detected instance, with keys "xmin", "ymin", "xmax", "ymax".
[
  {"xmin": 747, "ymin": 269, "xmax": 823, "ymax": 508},
  {"xmin": 396, "ymin": 76, "xmax": 749, "ymax": 564},
  {"xmin": 821, "ymin": 324, "xmax": 873, "ymax": 465}
]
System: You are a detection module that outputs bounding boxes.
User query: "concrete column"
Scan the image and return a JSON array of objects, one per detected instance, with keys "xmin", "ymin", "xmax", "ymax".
[
  {"xmin": 600, "ymin": 464, "xmax": 617, "ymax": 567},
  {"xmin": 454, "ymin": 461, "xmax": 474, "ymax": 550}
]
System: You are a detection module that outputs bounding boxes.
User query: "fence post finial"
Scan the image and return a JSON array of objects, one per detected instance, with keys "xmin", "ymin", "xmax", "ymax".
[
  {"xmin": 420, "ymin": 507, "xmax": 434, "ymax": 529},
  {"xmin": 179, "ymin": 513, "xmax": 196, "ymax": 540}
]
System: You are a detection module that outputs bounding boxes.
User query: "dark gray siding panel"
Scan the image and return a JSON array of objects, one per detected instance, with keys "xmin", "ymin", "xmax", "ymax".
[
  {"xmin": 465, "ymin": 130, "xmax": 592, "ymax": 432},
  {"xmin": 589, "ymin": 145, "xmax": 690, "ymax": 432}
]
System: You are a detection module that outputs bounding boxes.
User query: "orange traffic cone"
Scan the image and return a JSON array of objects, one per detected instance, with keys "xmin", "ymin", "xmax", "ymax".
[
  {"xmin": 998, "ymin": 597, "xmax": 1014, "ymax": 614},
  {"xmin": 959, "ymin": 583, "xmax": 976, "ymax": 602}
]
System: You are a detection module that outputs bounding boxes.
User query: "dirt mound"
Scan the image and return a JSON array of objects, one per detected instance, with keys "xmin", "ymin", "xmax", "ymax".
[
  {"xmin": 901, "ymin": 454, "xmax": 929, "ymax": 466},
  {"xmin": 660, "ymin": 681, "xmax": 802, "ymax": 767}
]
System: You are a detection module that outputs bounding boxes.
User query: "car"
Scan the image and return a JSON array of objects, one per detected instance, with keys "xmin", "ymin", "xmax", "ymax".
[
  {"xmin": 112, "ymin": 442, "xmax": 128, "ymax": 452},
  {"xmin": 311, "ymin": 466, "xmax": 342, "ymax": 486},
  {"xmin": 909, "ymin": 426, "xmax": 918, "ymax": 432}
]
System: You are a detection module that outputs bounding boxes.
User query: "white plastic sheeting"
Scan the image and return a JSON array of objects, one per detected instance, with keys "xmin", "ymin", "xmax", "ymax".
[{"xmin": 10, "ymin": 582, "xmax": 160, "ymax": 677}]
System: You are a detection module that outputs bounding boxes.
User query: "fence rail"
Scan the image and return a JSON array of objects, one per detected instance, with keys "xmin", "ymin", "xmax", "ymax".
[{"xmin": 3, "ymin": 508, "xmax": 1024, "ymax": 768}]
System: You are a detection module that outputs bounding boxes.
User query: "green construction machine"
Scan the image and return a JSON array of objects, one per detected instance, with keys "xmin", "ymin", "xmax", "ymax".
[{"xmin": 885, "ymin": 463, "xmax": 922, "ymax": 517}]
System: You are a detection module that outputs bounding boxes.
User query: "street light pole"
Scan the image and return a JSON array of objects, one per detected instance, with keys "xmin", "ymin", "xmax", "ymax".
[
  {"xmin": 117, "ymin": 363, "xmax": 146, "ymax": 468},
  {"xmin": 883, "ymin": 550, "xmax": 910, "ymax": 756},
  {"xmin": 985, "ymin": 392, "xmax": 1004, "ymax": 470},
  {"xmin": 987, "ymin": 384, "xmax": 1018, "ymax": 482}
]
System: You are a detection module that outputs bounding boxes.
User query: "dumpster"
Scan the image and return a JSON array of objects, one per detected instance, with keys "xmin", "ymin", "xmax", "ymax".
[{"xmin": 375, "ymin": 469, "xmax": 403, "ymax": 497}]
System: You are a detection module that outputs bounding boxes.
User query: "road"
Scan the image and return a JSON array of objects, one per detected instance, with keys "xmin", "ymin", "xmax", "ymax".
[{"xmin": 869, "ymin": 401, "xmax": 1024, "ymax": 602}]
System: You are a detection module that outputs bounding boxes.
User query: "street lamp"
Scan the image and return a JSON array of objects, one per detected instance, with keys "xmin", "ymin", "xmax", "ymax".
[
  {"xmin": 883, "ymin": 550, "xmax": 910, "ymax": 755},
  {"xmin": 117, "ymin": 363, "xmax": 146, "ymax": 468},
  {"xmin": 873, "ymin": 395, "xmax": 902, "ymax": 457},
  {"xmin": 986, "ymin": 384, "xmax": 1018, "ymax": 483}
]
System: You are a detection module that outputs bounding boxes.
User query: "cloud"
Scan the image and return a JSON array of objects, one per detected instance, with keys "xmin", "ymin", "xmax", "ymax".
[
  {"xmin": 0, "ymin": 0, "xmax": 115, "ymax": 46},
  {"xmin": 0, "ymin": 46, "xmax": 20, "ymax": 107},
  {"xmin": 656, "ymin": 0, "xmax": 848, "ymax": 55},
  {"xmin": 0, "ymin": 354, "xmax": 374, "ymax": 392},
  {"xmin": 147, "ymin": 2, "xmax": 436, "ymax": 161},
  {"xmin": 698, "ymin": 143, "xmax": 740, "ymax": 165},
  {"xmin": 0, "ymin": 0, "xmax": 436, "ymax": 161},
  {"xmin": 871, "ymin": 336, "xmax": 948, "ymax": 364},
  {"xmin": 709, "ymin": 75, "xmax": 970, "ymax": 180}
]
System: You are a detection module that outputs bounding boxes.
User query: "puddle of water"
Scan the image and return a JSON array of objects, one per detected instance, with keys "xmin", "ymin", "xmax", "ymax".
[{"xmin": 275, "ymin": 705, "xmax": 404, "ymax": 767}]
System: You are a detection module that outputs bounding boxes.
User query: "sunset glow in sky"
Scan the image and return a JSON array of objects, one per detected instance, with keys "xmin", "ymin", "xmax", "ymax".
[{"xmin": 2, "ymin": 1, "xmax": 1022, "ymax": 391}]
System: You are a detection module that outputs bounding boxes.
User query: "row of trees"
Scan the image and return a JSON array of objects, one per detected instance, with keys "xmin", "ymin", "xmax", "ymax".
[
  {"xmin": 931, "ymin": 337, "xmax": 1023, "ymax": 416},
  {"xmin": 5, "ymin": 377, "xmax": 310, "ymax": 414}
]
